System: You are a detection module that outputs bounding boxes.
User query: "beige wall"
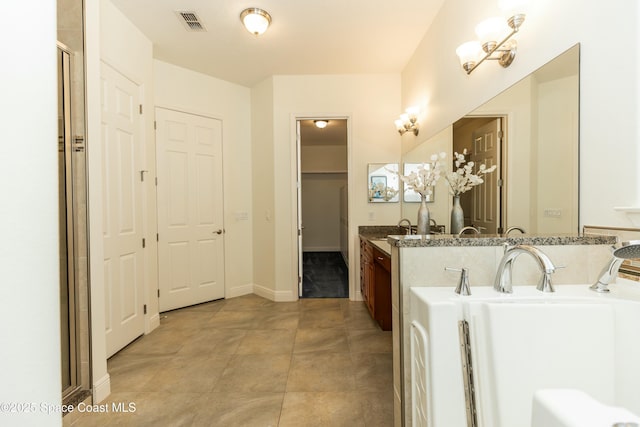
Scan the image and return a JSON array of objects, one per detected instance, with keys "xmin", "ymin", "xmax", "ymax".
[
  {"xmin": 301, "ymin": 174, "xmax": 348, "ymax": 251},
  {"xmin": 0, "ymin": 1, "xmax": 61, "ymax": 424},
  {"xmin": 251, "ymin": 74, "xmax": 402, "ymax": 301},
  {"xmin": 401, "ymin": 0, "xmax": 640, "ymax": 229},
  {"xmin": 251, "ymin": 77, "xmax": 277, "ymax": 296},
  {"xmin": 535, "ymin": 75, "xmax": 579, "ymax": 233},
  {"xmin": 301, "ymin": 145, "xmax": 348, "ymax": 172},
  {"xmin": 301, "ymin": 144, "xmax": 348, "ymax": 252}
]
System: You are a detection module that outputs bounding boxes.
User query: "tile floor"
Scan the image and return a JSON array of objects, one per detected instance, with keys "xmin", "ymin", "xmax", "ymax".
[
  {"xmin": 70, "ymin": 295, "xmax": 393, "ymax": 427},
  {"xmin": 302, "ymin": 252, "xmax": 349, "ymax": 298}
]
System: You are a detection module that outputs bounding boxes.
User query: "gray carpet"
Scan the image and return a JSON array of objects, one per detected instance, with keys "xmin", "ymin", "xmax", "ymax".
[{"xmin": 302, "ymin": 252, "xmax": 349, "ymax": 298}]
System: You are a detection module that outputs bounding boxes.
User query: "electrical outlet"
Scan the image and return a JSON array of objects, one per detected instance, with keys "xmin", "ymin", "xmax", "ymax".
[
  {"xmin": 234, "ymin": 211, "xmax": 249, "ymax": 221},
  {"xmin": 368, "ymin": 211, "xmax": 375, "ymax": 221},
  {"xmin": 544, "ymin": 208, "xmax": 562, "ymax": 218}
]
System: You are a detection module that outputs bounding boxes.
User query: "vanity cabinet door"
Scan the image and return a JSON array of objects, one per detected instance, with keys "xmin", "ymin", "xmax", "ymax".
[{"xmin": 360, "ymin": 238, "xmax": 375, "ymax": 317}]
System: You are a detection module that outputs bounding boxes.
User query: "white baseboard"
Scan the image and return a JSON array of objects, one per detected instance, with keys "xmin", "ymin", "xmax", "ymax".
[
  {"xmin": 253, "ymin": 284, "xmax": 297, "ymax": 302},
  {"xmin": 226, "ymin": 283, "xmax": 254, "ymax": 299},
  {"xmin": 302, "ymin": 246, "xmax": 341, "ymax": 252},
  {"xmin": 92, "ymin": 373, "xmax": 111, "ymax": 403}
]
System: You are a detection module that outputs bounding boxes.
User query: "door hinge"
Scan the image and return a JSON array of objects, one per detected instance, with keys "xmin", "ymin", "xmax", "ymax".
[
  {"xmin": 156, "ymin": 233, "xmax": 159, "ymax": 242},
  {"xmin": 459, "ymin": 320, "xmax": 478, "ymax": 427},
  {"xmin": 157, "ymin": 289, "xmax": 160, "ymax": 298},
  {"xmin": 154, "ymin": 120, "xmax": 157, "ymax": 130},
  {"xmin": 498, "ymin": 130, "xmax": 504, "ymax": 139},
  {"xmin": 297, "ymin": 229, "xmax": 301, "ymax": 236},
  {"xmin": 155, "ymin": 177, "xmax": 158, "ymax": 186},
  {"xmin": 139, "ymin": 104, "xmax": 143, "ymax": 114},
  {"xmin": 143, "ymin": 304, "xmax": 147, "ymax": 314},
  {"xmin": 298, "ymin": 276, "xmax": 302, "ymax": 284},
  {"xmin": 497, "ymin": 178, "xmax": 503, "ymax": 187},
  {"xmin": 142, "ymin": 238, "xmax": 146, "ymax": 248}
]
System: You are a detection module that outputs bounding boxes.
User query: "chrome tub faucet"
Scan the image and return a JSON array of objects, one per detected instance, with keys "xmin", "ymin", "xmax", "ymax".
[{"xmin": 494, "ymin": 245, "xmax": 557, "ymax": 293}]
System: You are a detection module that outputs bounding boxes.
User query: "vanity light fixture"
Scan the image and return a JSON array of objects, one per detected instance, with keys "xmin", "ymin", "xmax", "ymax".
[
  {"xmin": 455, "ymin": 0, "xmax": 527, "ymax": 74},
  {"xmin": 240, "ymin": 8, "xmax": 272, "ymax": 36},
  {"xmin": 314, "ymin": 120, "xmax": 329, "ymax": 129},
  {"xmin": 394, "ymin": 107, "xmax": 420, "ymax": 136}
]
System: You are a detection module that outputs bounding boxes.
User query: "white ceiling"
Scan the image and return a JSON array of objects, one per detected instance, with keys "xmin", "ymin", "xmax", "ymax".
[{"xmin": 109, "ymin": 0, "xmax": 445, "ymax": 87}]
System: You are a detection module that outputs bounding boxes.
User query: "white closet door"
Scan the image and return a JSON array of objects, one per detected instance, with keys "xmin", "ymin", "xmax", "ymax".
[
  {"xmin": 155, "ymin": 108, "xmax": 225, "ymax": 311},
  {"xmin": 101, "ymin": 62, "xmax": 145, "ymax": 358}
]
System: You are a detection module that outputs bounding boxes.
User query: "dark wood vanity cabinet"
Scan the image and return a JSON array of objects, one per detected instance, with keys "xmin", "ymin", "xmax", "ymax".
[
  {"xmin": 360, "ymin": 237, "xmax": 392, "ymax": 331},
  {"xmin": 360, "ymin": 238, "xmax": 375, "ymax": 316}
]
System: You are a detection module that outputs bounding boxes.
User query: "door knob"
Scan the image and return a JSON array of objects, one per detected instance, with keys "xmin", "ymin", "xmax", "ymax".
[{"xmin": 214, "ymin": 229, "xmax": 224, "ymax": 235}]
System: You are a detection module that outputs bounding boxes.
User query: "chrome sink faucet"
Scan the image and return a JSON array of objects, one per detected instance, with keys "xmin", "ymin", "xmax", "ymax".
[
  {"xmin": 397, "ymin": 218, "xmax": 412, "ymax": 235},
  {"xmin": 494, "ymin": 245, "xmax": 557, "ymax": 293},
  {"xmin": 505, "ymin": 226, "xmax": 526, "ymax": 235},
  {"xmin": 457, "ymin": 226, "xmax": 480, "ymax": 237}
]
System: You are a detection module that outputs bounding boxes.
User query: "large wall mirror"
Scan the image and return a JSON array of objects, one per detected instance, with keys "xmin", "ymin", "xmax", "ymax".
[{"xmin": 401, "ymin": 44, "xmax": 580, "ymax": 235}]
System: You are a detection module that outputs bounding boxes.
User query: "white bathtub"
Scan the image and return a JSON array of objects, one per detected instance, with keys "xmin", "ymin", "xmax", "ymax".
[{"xmin": 409, "ymin": 280, "xmax": 640, "ymax": 427}]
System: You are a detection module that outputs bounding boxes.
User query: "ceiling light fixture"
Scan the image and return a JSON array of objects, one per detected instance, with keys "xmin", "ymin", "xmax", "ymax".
[
  {"xmin": 314, "ymin": 120, "xmax": 329, "ymax": 129},
  {"xmin": 455, "ymin": 0, "xmax": 528, "ymax": 74},
  {"xmin": 240, "ymin": 8, "xmax": 272, "ymax": 36},
  {"xmin": 394, "ymin": 107, "xmax": 420, "ymax": 136}
]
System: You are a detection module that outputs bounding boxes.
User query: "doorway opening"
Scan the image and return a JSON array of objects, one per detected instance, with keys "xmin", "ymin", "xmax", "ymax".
[
  {"xmin": 296, "ymin": 118, "xmax": 349, "ymax": 298},
  {"xmin": 452, "ymin": 116, "xmax": 505, "ymax": 234}
]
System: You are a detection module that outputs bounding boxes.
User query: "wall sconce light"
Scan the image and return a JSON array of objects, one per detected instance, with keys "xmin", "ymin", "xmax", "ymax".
[
  {"xmin": 240, "ymin": 8, "xmax": 272, "ymax": 36},
  {"xmin": 313, "ymin": 120, "xmax": 329, "ymax": 129},
  {"xmin": 456, "ymin": 0, "xmax": 527, "ymax": 74},
  {"xmin": 394, "ymin": 107, "xmax": 420, "ymax": 136}
]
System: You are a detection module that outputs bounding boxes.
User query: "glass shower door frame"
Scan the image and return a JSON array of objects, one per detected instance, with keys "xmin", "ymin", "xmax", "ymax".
[{"xmin": 58, "ymin": 44, "xmax": 80, "ymax": 398}]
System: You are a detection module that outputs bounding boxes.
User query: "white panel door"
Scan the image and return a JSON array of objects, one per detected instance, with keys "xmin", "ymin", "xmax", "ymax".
[
  {"xmin": 471, "ymin": 118, "xmax": 501, "ymax": 234},
  {"xmin": 101, "ymin": 62, "xmax": 145, "ymax": 358},
  {"xmin": 155, "ymin": 108, "xmax": 225, "ymax": 311}
]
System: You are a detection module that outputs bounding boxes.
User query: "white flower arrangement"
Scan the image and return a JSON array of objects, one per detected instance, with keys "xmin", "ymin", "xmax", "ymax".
[
  {"xmin": 398, "ymin": 152, "xmax": 447, "ymax": 198},
  {"xmin": 446, "ymin": 149, "xmax": 497, "ymax": 196}
]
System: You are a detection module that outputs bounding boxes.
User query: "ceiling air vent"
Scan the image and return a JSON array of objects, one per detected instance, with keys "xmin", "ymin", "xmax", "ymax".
[{"xmin": 176, "ymin": 11, "xmax": 207, "ymax": 32}]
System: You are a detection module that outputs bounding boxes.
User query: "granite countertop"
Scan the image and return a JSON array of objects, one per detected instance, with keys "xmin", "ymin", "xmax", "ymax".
[
  {"xmin": 369, "ymin": 239, "xmax": 392, "ymax": 256},
  {"xmin": 358, "ymin": 227, "xmax": 404, "ymax": 257},
  {"xmin": 358, "ymin": 225, "xmax": 617, "ymax": 249},
  {"xmin": 387, "ymin": 233, "xmax": 616, "ymax": 247}
]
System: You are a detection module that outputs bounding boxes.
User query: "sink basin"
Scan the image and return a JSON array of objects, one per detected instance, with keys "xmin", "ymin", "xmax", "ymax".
[
  {"xmin": 409, "ymin": 281, "xmax": 640, "ymax": 427},
  {"xmin": 532, "ymin": 389, "xmax": 640, "ymax": 427}
]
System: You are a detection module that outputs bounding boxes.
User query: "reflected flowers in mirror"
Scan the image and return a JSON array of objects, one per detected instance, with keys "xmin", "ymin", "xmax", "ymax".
[
  {"xmin": 398, "ymin": 152, "xmax": 447, "ymax": 198},
  {"xmin": 446, "ymin": 149, "xmax": 496, "ymax": 196}
]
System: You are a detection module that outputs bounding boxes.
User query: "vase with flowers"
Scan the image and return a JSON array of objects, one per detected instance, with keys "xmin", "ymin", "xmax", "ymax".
[
  {"xmin": 398, "ymin": 152, "xmax": 447, "ymax": 234},
  {"xmin": 445, "ymin": 149, "xmax": 497, "ymax": 235}
]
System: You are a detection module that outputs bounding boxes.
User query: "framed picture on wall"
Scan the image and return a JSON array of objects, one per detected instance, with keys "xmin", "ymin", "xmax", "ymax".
[
  {"xmin": 367, "ymin": 163, "xmax": 399, "ymax": 203},
  {"xmin": 370, "ymin": 175, "xmax": 387, "ymax": 200}
]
